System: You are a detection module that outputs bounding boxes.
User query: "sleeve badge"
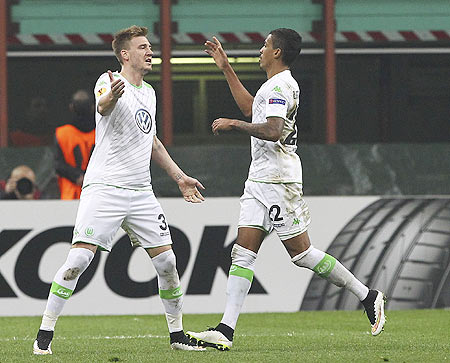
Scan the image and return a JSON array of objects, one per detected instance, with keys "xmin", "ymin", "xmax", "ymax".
[{"xmin": 96, "ymin": 87, "xmax": 107, "ymax": 97}]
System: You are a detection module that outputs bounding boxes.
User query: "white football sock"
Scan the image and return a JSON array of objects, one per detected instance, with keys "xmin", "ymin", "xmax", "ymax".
[
  {"xmin": 40, "ymin": 247, "xmax": 94, "ymax": 331},
  {"xmin": 152, "ymin": 249, "xmax": 183, "ymax": 333},
  {"xmin": 292, "ymin": 246, "xmax": 369, "ymax": 301},
  {"xmin": 221, "ymin": 244, "xmax": 257, "ymax": 330}
]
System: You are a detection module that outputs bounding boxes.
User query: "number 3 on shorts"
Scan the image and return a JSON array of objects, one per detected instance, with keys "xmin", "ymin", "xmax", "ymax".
[{"xmin": 158, "ymin": 213, "xmax": 168, "ymax": 230}]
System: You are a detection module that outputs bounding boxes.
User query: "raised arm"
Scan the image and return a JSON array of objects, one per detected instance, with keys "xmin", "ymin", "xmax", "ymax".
[
  {"xmin": 151, "ymin": 136, "xmax": 205, "ymax": 203},
  {"xmin": 212, "ymin": 116, "xmax": 285, "ymax": 142},
  {"xmin": 205, "ymin": 37, "xmax": 254, "ymax": 118},
  {"xmin": 97, "ymin": 71, "xmax": 125, "ymax": 116}
]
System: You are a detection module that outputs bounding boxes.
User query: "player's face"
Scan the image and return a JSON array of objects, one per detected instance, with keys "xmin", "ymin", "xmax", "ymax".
[
  {"xmin": 126, "ymin": 36, "xmax": 153, "ymax": 74},
  {"xmin": 259, "ymin": 34, "xmax": 276, "ymax": 71}
]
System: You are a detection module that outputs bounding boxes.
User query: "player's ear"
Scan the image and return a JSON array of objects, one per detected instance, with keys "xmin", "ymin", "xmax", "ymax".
[
  {"xmin": 274, "ymin": 48, "xmax": 282, "ymax": 60},
  {"xmin": 121, "ymin": 49, "xmax": 129, "ymax": 62}
]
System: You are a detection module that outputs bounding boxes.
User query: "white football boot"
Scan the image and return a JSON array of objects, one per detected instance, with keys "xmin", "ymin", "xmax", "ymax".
[
  {"xmin": 363, "ymin": 289, "xmax": 387, "ymax": 336},
  {"xmin": 170, "ymin": 332, "xmax": 206, "ymax": 351},
  {"xmin": 33, "ymin": 329, "xmax": 53, "ymax": 355},
  {"xmin": 187, "ymin": 328, "xmax": 232, "ymax": 351}
]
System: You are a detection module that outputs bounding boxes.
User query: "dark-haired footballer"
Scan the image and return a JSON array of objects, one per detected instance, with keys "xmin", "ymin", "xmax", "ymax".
[{"xmin": 187, "ymin": 29, "xmax": 386, "ymax": 351}]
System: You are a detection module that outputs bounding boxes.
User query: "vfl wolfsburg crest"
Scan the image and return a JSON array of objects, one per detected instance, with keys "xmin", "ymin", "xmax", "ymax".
[
  {"xmin": 85, "ymin": 226, "xmax": 94, "ymax": 237},
  {"xmin": 135, "ymin": 108, "xmax": 152, "ymax": 134}
]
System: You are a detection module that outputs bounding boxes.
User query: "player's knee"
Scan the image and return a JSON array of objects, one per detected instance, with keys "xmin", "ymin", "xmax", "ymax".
[
  {"xmin": 63, "ymin": 267, "xmax": 81, "ymax": 281},
  {"xmin": 154, "ymin": 249, "xmax": 177, "ymax": 276},
  {"xmin": 231, "ymin": 244, "xmax": 257, "ymax": 270},
  {"xmin": 291, "ymin": 245, "xmax": 314, "ymax": 268},
  {"xmin": 63, "ymin": 248, "xmax": 94, "ymax": 280},
  {"xmin": 163, "ymin": 251, "xmax": 177, "ymax": 274}
]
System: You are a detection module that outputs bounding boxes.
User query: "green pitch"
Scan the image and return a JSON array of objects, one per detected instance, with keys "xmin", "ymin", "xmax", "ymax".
[{"xmin": 2, "ymin": 309, "xmax": 449, "ymax": 362}]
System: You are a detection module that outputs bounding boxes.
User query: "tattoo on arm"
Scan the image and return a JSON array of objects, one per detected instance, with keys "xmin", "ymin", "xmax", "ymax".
[
  {"xmin": 234, "ymin": 120, "xmax": 282, "ymax": 141},
  {"xmin": 175, "ymin": 173, "xmax": 183, "ymax": 182}
]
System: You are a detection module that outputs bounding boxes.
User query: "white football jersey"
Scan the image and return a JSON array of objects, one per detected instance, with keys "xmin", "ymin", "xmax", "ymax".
[
  {"xmin": 248, "ymin": 69, "xmax": 302, "ymax": 183},
  {"xmin": 83, "ymin": 72, "xmax": 156, "ymax": 189}
]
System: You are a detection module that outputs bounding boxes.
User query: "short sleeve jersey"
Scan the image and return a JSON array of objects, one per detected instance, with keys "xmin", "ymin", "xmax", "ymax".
[
  {"xmin": 248, "ymin": 69, "xmax": 302, "ymax": 184},
  {"xmin": 83, "ymin": 72, "xmax": 156, "ymax": 189}
]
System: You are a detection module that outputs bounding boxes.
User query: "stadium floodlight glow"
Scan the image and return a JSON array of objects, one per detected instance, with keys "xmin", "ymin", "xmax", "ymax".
[
  {"xmin": 233, "ymin": 57, "xmax": 260, "ymax": 63},
  {"xmin": 169, "ymin": 57, "xmax": 216, "ymax": 64}
]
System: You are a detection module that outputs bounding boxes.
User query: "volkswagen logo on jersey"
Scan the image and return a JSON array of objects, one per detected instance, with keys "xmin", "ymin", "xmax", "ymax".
[{"xmin": 135, "ymin": 108, "xmax": 152, "ymax": 134}]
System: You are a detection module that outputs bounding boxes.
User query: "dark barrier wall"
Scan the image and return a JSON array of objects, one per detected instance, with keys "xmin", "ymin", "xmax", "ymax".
[
  {"xmin": 151, "ymin": 143, "xmax": 450, "ymax": 197},
  {"xmin": 7, "ymin": 54, "xmax": 450, "ymax": 144},
  {"xmin": 1, "ymin": 143, "xmax": 449, "ymax": 198}
]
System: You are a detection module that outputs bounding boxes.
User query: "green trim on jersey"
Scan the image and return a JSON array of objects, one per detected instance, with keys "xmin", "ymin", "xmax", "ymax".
[
  {"xmin": 51, "ymin": 282, "xmax": 73, "ymax": 300},
  {"xmin": 229, "ymin": 264, "xmax": 254, "ymax": 282},
  {"xmin": 113, "ymin": 73, "xmax": 120, "ymax": 78},
  {"xmin": 83, "ymin": 183, "xmax": 153, "ymax": 192},
  {"xmin": 143, "ymin": 81, "xmax": 153, "ymax": 89},
  {"xmin": 313, "ymin": 254, "xmax": 336, "ymax": 278},
  {"xmin": 159, "ymin": 286, "xmax": 183, "ymax": 300},
  {"xmin": 247, "ymin": 179, "xmax": 303, "ymax": 185},
  {"xmin": 71, "ymin": 240, "xmax": 108, "ymax": 252},
  {"xmin": 129, "ymin": 82, "xmax": 143, "ymax": 89}
]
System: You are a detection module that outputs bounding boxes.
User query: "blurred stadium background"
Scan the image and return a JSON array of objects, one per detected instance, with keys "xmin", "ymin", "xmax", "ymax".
[{"xmin": 0, "ymin": 0, "xmax": 449, "ymax": 319}]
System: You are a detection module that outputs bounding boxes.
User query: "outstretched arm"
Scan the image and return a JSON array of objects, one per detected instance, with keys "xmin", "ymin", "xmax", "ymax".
[
  {"xmin": 212, "ymin": 117, "xmax": 284, "ymax": 142},
  {"xmin": 205, "ymin": 37, "xmax": 254, "ymax": 117},
  {"xmin": 97, "ymin": 70, "xmax": 125, "ymax": 116},
  {"xmin": 151, "ymin": 136, "xmax": 205, "ymax": 203}
]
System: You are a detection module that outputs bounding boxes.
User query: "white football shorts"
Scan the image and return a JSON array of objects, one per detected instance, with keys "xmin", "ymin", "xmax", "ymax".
[
  {"xmin": 238, "ymin": 180, "xmax": 311, "ymax": 240},
  {"xmin": 72, "ymin": 184, "xmax": 172, "ymax": 251}
]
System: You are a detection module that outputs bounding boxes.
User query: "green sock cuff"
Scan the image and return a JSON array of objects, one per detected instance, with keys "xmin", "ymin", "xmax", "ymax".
[
  {"xmin": 313, "ymin": 254, "xmax": 336, "ymax": 278},
  {"xmin": 229, "ymin": 264, "xmax": 254, "ymax": 282},
  {"xmin": 159, "ymin": 286, "xmax": 183, "ymax": 300},
  {"xmin": 50, "ymin": 281, "xmax": 73, "ymax": 299}
]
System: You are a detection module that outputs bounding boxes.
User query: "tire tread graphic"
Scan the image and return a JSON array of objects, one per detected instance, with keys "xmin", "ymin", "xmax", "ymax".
[{"xmin": 301, "ymin": 198, "xmax": 450, "ymax": 311}]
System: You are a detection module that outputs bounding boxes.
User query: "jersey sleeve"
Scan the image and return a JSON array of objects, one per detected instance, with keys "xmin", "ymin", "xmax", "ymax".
[
  {"xmin": 265, "ymin": 83, "xmax": 290, "ymax": 120},
  {"xmin": 93, "ymin": 73, "xmax": 111, "ymax": 105}
]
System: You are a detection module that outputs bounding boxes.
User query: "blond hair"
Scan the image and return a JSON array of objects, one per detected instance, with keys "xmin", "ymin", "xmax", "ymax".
[{"xmin": 112, "ymin": 25, "xmax": 148, "ymax": 64}]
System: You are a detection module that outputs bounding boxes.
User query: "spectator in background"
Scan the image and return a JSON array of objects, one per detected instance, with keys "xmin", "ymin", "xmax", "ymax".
[
  {"xmin": 10, "ymin": 96, "xmax": 54, "ymax": 146},
  {"xmin": 55, "ymin": 90, "xmax": 95, "ymax": 200},
  {"xmin": 0, "ymin": 165, "xmax": 40, "ymax": 200}
]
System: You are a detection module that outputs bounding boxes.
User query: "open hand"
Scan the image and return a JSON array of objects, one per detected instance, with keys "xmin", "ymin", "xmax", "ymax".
[
  {"xmin": 108, "ymin": 70, "xmax": 125, "ymax": 100},
  {"xmin": 204, "ymin": 37, "xmax": 230, "ymax": 70},
  {"xmin": 178, "ymin": 175, "xmax": 205, "ymax": 203}
]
